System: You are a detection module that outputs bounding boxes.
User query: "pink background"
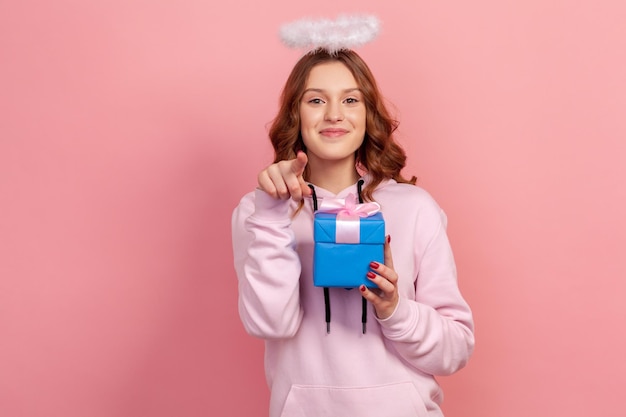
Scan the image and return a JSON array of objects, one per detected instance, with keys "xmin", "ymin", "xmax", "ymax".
[{"xmin": 1, "ymin": 1, "xmax": 625, "ymax": 416}]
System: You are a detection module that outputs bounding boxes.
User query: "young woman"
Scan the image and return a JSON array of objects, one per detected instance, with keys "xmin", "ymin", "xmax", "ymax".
[{"xmin": 232, "ymin": 48, "xmax": 474, "ymax": 417}]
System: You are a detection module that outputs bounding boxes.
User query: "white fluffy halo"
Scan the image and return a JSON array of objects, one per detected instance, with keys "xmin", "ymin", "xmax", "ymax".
[{"xmin": 279, "ymin": 14, "xmax": 380, "ymax": 54}]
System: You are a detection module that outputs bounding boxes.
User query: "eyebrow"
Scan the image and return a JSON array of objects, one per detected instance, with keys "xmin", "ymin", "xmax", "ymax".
[{"xmin": 303, "ymin": 88, "xmax": 362, "ymax": 94}]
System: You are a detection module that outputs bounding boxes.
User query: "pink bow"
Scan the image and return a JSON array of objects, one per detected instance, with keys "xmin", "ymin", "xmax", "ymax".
[{"xmin": 318, "ymin": 194, "xmax": 380, "ymax": 243}]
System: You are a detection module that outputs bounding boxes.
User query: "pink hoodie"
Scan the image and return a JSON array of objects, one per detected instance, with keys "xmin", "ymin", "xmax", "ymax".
[{"xmin": 231, "ymin": 177, "xmax": 474, "ymax": 417}]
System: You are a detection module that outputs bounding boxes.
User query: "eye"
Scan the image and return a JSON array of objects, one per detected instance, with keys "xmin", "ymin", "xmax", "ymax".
[
  {"xmin": 344, "ymin": 97, "xmax": 360, "ymax": 104},
  {"xmin": 307, "ymin": 98, "xmax": 325, "ymax": 104}
]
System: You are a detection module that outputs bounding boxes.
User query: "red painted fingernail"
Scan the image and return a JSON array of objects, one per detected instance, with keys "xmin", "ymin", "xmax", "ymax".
[
  {"xmin": 370, "ymin": 261, "xmax": 379, "ymax": 269},
  {"xmin": 366, "ymin": 271, "xmax": 376, "ymax": 279},
  {"xmin": 387, "ymin": 235, "xmax": 391, "ymax": 244},
  {"xmin": 360, "ymin": 285, "xmax": 366, "ymax": 292}
]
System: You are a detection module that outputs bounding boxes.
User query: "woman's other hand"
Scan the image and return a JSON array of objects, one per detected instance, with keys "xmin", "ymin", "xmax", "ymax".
[{"xmin": 360, "ymin": 236, "xmax": 399, "ymax": 320}]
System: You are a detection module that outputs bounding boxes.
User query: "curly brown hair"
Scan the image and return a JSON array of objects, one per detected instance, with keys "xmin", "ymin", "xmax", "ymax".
[{"xmin": 269, "ymin": 49, "xmax": 416, "ymax": 201}]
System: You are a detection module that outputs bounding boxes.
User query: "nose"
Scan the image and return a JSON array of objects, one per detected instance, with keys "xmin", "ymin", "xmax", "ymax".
[{"xmin": 324, "ymin": 102, "xmax": 344, "ymax": 122}]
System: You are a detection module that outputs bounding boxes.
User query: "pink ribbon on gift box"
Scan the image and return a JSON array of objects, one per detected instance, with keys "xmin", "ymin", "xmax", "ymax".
[{"xmin": 317, "ymin": 193, "xmax": 381, "ymax": 243}]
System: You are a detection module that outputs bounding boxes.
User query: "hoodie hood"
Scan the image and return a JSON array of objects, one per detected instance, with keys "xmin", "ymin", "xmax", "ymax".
[{"xmin": 304, "ymin": 174, "xmax": 395, "ymax": 201}]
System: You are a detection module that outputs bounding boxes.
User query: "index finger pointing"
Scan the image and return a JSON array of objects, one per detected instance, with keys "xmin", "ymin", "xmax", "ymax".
[{"xmin": 291, "ymin": 151, "xmax": 308, "ymax": 175}]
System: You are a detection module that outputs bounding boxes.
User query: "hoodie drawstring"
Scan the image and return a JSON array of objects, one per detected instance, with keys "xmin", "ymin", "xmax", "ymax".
[{"xmin": 309, "ymin": 180, "xmax": 368, "ymax": 334}]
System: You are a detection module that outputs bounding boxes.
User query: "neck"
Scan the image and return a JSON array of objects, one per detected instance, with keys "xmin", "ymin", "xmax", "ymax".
[{"xmin": 307, "ymin": 156, "xmax": 360, "ymax": 194}]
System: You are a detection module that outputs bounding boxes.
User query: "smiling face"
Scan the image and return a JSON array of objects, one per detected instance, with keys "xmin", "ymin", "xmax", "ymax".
[{"xmin": 299, "ymin": 61, "xmax": 366, "ymax": 170}]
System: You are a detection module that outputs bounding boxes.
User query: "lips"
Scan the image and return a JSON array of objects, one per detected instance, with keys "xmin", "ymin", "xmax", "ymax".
[{"xmin": 320, "ymin": 128, "xmax": 349, "ymax": 137}]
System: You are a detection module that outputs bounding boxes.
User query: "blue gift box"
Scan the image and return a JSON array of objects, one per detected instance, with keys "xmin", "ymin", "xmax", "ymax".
[{"xmin": 313, "ymin": 212, "xmax": 385, "ymax": 288}]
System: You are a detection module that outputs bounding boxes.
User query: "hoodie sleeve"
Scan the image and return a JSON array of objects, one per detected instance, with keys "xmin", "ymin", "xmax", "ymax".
[
  {"xmin": 376, "ymin": 194, "xmax": 475, "ymax": 376},
  {"xmin": 231, "ymin": 189, "xmax": 304, "ymax": 339}
]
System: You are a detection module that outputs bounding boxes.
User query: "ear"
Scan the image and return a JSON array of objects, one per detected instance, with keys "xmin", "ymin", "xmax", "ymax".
[{"xmin": 355, "ymin": 160, "xmax": 368, "ymax": 177}]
